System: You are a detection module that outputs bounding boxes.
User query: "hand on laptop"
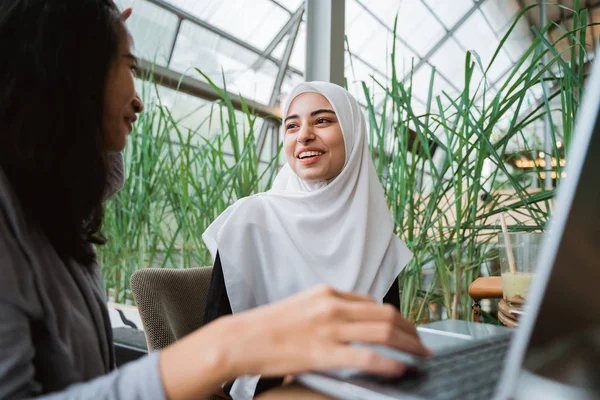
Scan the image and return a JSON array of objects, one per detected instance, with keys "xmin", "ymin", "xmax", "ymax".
[
  {"xmin": 221, "ymin": 285, "xmax": 431, "ymax": 378},
  {"xmin": 159, "ymin": 285, "xmax": 431, "ymax": 399}
]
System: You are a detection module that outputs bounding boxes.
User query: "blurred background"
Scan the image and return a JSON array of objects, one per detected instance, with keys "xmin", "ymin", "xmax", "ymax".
[{"xmin": 105, "ymin": 0, "xmax": 595, "ymax": 325}]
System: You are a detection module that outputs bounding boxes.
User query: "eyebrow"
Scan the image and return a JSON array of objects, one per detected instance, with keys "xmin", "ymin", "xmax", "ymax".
[
  {"xmin": 123, "ymin": 53, "xmax": 138, "ymax": 64},
  {"xmin": 284, "ymin": 109, "xmax": 336, "ymax": 123}
]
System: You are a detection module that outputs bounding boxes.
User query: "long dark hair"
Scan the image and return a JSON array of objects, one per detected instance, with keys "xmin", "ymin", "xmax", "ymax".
[{"xmin": 0, "ymin": 0, "xmax": 122, "ymax": 264}]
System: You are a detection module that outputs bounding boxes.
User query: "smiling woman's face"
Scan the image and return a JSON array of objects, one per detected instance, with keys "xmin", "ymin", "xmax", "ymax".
[
  {"xmin": 283, "ymin": 92, "xmax": 346, "ymax": 182},
  {"xmin": 103, "ymin": 27, "xmax": 144, "ymax": 152}
]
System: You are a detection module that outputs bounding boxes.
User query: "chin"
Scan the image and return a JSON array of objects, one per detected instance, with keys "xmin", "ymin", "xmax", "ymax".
[
  {"xmin": 299, "ymin": 172, "xmax": 326, "ymax": 182},
  {"xmin": 106, "ymin": 136, "xmax": 127, "ymax": 152}
]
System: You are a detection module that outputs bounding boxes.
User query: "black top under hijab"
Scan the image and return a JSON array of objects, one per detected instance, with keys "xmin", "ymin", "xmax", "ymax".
[{"xmin": 203, "ymin": 252, "xmax": 401, "ymax": 397}]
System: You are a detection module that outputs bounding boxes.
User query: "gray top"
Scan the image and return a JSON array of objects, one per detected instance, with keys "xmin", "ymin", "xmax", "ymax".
[{"xmin": 0, "ymin": 168, "xmax": 166, "ymax": 399}]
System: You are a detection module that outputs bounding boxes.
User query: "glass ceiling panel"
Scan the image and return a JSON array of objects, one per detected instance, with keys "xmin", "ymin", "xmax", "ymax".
[
  {"xmin": 454, "ymin": 10, "xmax": 510, "ymax": 84},
  {"xmin": 147, "ymin": 82, "xmax": 214, "ymax": 137},
  {"xmin": 119, "ymin": 0, "xmax": 537, "ymax": 120},
  {"xmin": 393, "ymin": 0, "xmax": 447, "ymax": 57},
  {"xmin": 392, "ymin": 39, "xmax": 420, "ymax": 79},
  {"xmin": 115, "ymin": 0, "xmax": 179, "ymax": 66},
  {"xmin": 356, "ymin": 0, "xmax": 402, "ymax": 30},
  {"xmin": 424, "ymin": 0, "xmax": 474, "ymax": 30},
  {"xmin": 480, "ymin": 0, "xmax": 532, "ymax": 62},
  {"xmin": 170, "ymin": 21, "xmax": 278, "ymax": 104},
  {"xmin": 410, "ymin": 63, "xmax": 459, "ymax": 104},
  {"xmin": 345, "ymin": 0, "xmax": 388, "ymax": 56},
  {"xmin": 136, "ymin": 78, "xmax": 268, "ymax": 158},
  {"xmin": 280, "ymin": 71, "xmax": 304, "ymax": 104},
  {"xmin": 274, "ymin": 0, "xmax": 304, "ymax": 11},
  {"xmin": 271, "ymin": 39, "xmax": 287, "ymax": 60},
  {"xmin": 340, "ymin": 0, "xmax": 537, "ymax": 120},
  {"xmin": 428, "ymin": 38, "xmax": 466, "ymax": 86},
  {"xmin": 345, "ymin": 0, "xmax": 365, "ymax": 30},
  {"xmin": 289, "ymin": 21, "xmax": 306, "ymax": 72},
  {"xmin": 488, "ymin": 48, "xmax": 514, "ymax": 83},
  {"xmin": 502, "ymin": 23, "xmax": 533, "ymax": 62},
  {"xmin": 481, "ymin": 0, "xmax": 520, "ymax": 41},
  {"xmin": 143, "ymin": 81, "xmax": 270, "ymax": 160},
  {"xmin": 167, "ymin": 0, "xmax": 290, "ymax": 50},
  {"xmin": 346, "ymin": 53, "xmax": 388, "ymax": 102},
  {"xmin": 346, "ymin": 23, "xmax": 391, "ymax": 76}
]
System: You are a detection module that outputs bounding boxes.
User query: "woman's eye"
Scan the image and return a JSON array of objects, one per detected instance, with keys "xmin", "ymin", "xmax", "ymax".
[
  {"xmin": 316, "ymin": 118, "xmax": 330, "ymax": 124},
  {"xmin": 286, "ymin": 123, "xmax": 298, "ymax": 130}
]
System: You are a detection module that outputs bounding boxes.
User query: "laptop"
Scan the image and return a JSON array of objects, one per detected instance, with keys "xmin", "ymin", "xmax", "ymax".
[{"xmin": 296, "ymin": 52, "xmax": 600, "ymax": 400}]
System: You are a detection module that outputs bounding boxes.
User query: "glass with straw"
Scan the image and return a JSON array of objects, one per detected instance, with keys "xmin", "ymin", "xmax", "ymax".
[{"xmin": 498, "ymin": 214, "xmax": 542, "ymax": 308}]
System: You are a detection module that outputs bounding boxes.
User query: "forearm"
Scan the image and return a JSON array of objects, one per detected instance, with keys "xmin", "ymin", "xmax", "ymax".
[
  {"xmin": 36, "ymin": 353, "xmax": 165, "ymax": 400},
  {"xmin": 159, "ymin": 315, "xmax": 239, "ymax": 400}
]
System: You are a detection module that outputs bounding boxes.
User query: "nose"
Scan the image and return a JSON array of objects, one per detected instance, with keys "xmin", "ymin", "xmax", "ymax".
[
  {"xmin": 132, "ymin": 92, "xmax": 144, "ymax": 114},
  {"xmin": 297, "ymin": 123, "xmax": 315, "ymax": 145}
]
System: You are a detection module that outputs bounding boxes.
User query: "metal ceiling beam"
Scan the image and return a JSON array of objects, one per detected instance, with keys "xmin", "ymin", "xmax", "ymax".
[
  {"xmin": 305, "ymin": 0, "xmax": 346, "ymax": 85},
  {"xmin": 166, "ymin": 18, "xmax": 183, "ymax": 66},
  {"xmin": 145, "ymin": 0, "xmax": 302, "ymax": 76},
  {"xmin": 266, "ymin": 0, "xmax": 293, "ymax": 15},
  {"xmin": 252, "ymin": 3, "xmax": 305, "ymax": 71},
  {"xmin": 137, "ymin": 58, "xmax": 282, "ymax": 120},
  {"xmin": 270, "ymin": 9, "xmax": 304, "ymax": 100},
  {"xmin": 257, "ymin": 8, "xmax": 304, "ymax": 160}
]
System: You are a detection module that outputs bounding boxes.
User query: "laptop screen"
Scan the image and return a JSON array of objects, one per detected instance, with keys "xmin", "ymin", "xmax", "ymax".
[{"xmin": 499, "ymin": 49, "xmax": 600, "ymax": 396}]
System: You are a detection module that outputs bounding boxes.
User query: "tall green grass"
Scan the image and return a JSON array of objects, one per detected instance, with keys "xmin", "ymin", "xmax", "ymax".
[{"xmin": 362, "ymin": 2, "xmax": 591, "ymax": 320}]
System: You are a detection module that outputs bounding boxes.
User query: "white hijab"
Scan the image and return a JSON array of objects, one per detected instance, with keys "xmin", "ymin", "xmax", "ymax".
[
  {"xmin": 203, "ymin": 81, "xmax": 412, "ymax": 400},
  {"xmin": 203, "ymin": 81, "xmax": 412, "ymax": 311}
]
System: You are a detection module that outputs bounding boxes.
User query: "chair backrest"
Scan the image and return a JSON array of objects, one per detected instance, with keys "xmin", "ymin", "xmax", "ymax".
[{"xmin": 130, "ymin": 267, "xmax": 213, "ymax": 351}]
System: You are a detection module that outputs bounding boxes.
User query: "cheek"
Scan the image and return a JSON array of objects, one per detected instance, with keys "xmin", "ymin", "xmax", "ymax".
[
  {"xmin": 112, "ymin": 69, "xmax": 135, "ymax": 109},
  {"xmin": 327, "ymin": 129, "xmax": 346, "ymax": 170},
  {"xmin": 283, "ymin": 135, "xmax": 296, "ymax": 163},
  {"xmin": 104, "ymin": 76, "xmax": 124, "ymax": 122}
]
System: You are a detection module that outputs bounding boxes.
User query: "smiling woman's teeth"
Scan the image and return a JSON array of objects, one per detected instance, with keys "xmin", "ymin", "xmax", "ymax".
[{"xmin": 299, "ymin": 151, "xmax": 323, "ymax": 159}]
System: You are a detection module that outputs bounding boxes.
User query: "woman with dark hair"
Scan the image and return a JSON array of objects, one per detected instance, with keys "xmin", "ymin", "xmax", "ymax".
[{"xmin": 0, "ymin": 1, "xmax": 429, "ymax": 399}]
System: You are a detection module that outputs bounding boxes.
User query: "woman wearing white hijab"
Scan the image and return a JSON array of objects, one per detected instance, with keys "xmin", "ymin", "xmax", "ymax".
[{"xmin": 202, "ymin": 81, "xmax": 415, "ymax": 399}]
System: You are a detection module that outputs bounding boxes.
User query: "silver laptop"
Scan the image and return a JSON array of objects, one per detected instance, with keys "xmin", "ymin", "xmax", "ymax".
[{"xmin": 296, "ymin": 50, "xmax": 600, "ymax": 400}]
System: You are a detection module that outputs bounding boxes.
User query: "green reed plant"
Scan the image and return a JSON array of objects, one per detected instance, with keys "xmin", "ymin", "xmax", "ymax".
[{"xmin": 361, "ymin": 2, "xmax": 591, "ymax": 320}]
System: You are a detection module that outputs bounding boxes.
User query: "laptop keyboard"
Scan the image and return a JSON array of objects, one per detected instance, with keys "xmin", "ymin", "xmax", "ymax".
[{"xmin": 363, "ymin": 334, "xmax": 512, "ymax": 400}]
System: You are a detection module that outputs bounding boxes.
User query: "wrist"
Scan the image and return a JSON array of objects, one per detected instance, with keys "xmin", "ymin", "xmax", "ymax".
[
  {"xmin": 158, "ymin": 316, "xmax": 240, "ymax": 400},
  {"xmin": 208, "ymin": 315, "xmax": 241, "ymax": 381}
]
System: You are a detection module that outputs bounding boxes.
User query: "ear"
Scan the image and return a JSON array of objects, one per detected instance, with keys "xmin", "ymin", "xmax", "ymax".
[{"xmin": 121, "ymin": 8, "xmax": 132, "ymax": 21}]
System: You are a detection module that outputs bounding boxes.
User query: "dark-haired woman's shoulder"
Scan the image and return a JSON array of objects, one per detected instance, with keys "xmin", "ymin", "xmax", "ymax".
[{"xmin": 0, "ymin": 168, "xmax": 166, "ymax": 399}]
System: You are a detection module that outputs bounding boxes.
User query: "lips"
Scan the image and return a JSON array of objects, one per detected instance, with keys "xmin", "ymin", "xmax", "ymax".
[
  {"xmin": 299, "ymin": 154, "xmax": 322, "ymax": 165},
  {"xmin": 295, "ymin": 148, "xmax": 325, "ymax": 165},
  {"xmin": 298, "ymin": 150, "xmax": 324, "ymax": 159},
  {"xmin": 124, "ymin": 116, "xmax": 137, "ymax": 133},
  {"xmin": 296, "ymin": 147, "xmax": 325, "ymax": 158}
]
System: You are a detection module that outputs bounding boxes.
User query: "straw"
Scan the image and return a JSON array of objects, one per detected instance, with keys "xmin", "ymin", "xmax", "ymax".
[{"xmin": 499, "ymin": 213, "xmax": 517, "ymax": 275}]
